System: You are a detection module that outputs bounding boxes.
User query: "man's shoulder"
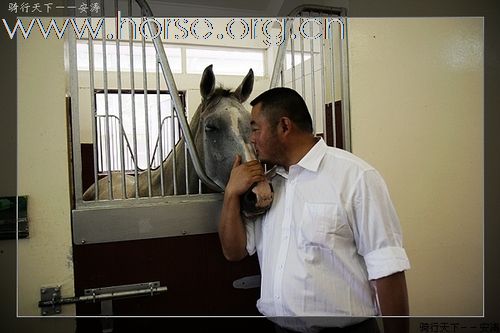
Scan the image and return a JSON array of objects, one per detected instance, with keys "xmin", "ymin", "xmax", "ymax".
[{"xmin": 323, "ymin": 146, "xmax": 375, "ymax": 173}]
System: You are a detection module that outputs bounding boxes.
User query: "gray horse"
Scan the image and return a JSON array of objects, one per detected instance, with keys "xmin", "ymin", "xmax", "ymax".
[{"xmin": 83, "ymin": 65, "xmax": 265, "ymax": 202}]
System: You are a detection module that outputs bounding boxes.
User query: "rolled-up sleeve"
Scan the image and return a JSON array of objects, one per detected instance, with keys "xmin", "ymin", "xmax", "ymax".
[
  {"xmin": 364, "ymin": 246, "xmax": 410, "ymax": 280},
  {"xmin": 349, "ymin": 169, "xmax": 411, "ymax": 280}
]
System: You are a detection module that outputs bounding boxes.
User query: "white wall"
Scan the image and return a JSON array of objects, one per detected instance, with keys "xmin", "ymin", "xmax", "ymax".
[
  {"xmin": 348, "ymin": 17, "xmax": 483, "ymax": 315},
  {"xmin": 17, "ymin": 20, "xmax": 76, "ymax": 317}
]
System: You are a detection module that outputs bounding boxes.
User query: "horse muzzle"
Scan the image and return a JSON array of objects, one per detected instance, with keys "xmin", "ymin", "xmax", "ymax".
[{"xmin": 240, "ymin": 166, "xmax": 276, "ymax": 218}]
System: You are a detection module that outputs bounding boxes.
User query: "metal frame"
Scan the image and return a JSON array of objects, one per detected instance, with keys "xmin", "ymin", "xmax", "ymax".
[
  {"xmin": 39, "ymin": 281, "xmax": 167, "ymax": 315},
  {"xmin": 270, "ymin": 7, "xmax": 352, "ymax": 151}
]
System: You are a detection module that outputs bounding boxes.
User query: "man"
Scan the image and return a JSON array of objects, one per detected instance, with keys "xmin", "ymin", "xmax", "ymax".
[{"xmin": 218, "ymin": 87, "xmax": 410, "ymax": 333}]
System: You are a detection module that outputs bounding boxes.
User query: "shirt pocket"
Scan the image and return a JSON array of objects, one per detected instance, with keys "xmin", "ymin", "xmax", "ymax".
[{"xmin": 299, "ymin": 202, "xmax": 340, "ymax": 249}]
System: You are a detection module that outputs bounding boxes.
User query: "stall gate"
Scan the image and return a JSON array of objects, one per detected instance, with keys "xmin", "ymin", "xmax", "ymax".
[{"xmin": 67, "ymin": 0, "xmax": 350, "ymax": 323}]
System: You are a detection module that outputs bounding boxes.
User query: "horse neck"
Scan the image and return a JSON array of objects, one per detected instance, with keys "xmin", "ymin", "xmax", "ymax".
[{"xmin": 147, "ymin": 108, "xmax": 203, "ymax": 195}]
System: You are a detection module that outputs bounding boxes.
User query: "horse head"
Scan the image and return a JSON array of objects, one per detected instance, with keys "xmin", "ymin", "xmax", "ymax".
[{"xmin": 191, "ymin": 65, "xmax": 256, "ymax": 190}]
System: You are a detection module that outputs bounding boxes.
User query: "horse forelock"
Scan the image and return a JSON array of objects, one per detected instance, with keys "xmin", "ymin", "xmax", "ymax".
[{"xmin": 201, "ymin": 88, "xmax": 239, "ymax": 112}]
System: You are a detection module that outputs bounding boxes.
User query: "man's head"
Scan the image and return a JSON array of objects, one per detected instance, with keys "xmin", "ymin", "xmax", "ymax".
[
  {"xmin": 250, "ymin": 87, "xmax": 313, "ymax": 134},
  {"xmin": 249, "ymin": 87, "xmax": 314, "ymax": 166}
]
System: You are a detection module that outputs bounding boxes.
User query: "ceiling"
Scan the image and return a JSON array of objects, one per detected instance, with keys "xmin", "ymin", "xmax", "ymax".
[{"xmin": 147, "ymin": 0, "xmax": 286, "ymax": 16}]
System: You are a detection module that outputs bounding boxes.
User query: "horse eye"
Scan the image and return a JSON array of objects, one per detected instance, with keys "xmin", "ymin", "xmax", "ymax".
[{"xmin": 205, "ymin": 124, "xmax": 218, "ymax": 132}]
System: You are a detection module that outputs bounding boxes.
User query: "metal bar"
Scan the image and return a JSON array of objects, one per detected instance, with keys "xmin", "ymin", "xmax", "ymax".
[
  {"xmin": 129, "ymin": 1, "xmax": 139, "ymax": 197},
  {"xmin": 155, "ymin": 55, "xmax": 165, "ymax": 196},
  {"xmin": 299, "ymin": 16, "xmax": 306, "ymax": 98},
  {"xmin": 135, "ymin": 0, "xmax": 222, "ymax": 192},
  {"xmin": 68, "ymin": 25, "xmax": 83, "ymax": 205},
  {"xmin": 39, "ymin": 287, "xmax": 167, "ymax": 308},
  {"xmin": 170, "ymin": 100, "xmax": 177, "ymax": 195},
  {"xmin": 339, "ymin": 17, "xmax": 352, "ymax": 151},
  {"xmin": 290, "ymin": 31, "xmax": 296, "ymax": 90},
  {"xmin": 111, "ymin": 119, "xmax": 116, "ymax": 171},
  {"xmin": 115, "ymin": 0, "xmax": 127, "ymax": 198},
  {"xmin": 319, "ymin": 14, "xmax": 327, "ymax": 142},
  {"xmin": 141, "ymin": 27, "xmax": 152, "ymax": 197},
  {"xmin": 330, "ymin": 21, "xmax": 337, "ymax": 147},
  {"xmin": 269, "ymin": 18, "xmax": 293, "ymax": 88},
  {"xmin": 88, "ymin": 14, "xmax": 99, "ymax": 201},
  {"xmin": 96, "ymin": 117, "xmax": 104, "ymax": 173},
  {"xmin": 184, "ymin": 132, "xmax": 189, "ymax": 195},
  {"xmin": 114, "ymin": 120, "xmax": 119, "ymax": 172},
  {"xmin": 101, "ymin": 0, "xmax": 114, "ymax": 200},
  {"xmin": 309, "ymin": 13, "xmax": 317, "ymax": 134}
]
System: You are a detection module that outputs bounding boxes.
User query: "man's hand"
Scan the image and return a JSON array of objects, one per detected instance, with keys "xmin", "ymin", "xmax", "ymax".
[
  {"xmin": 219, "ymin": 155, "xmax": 264, "ymax": 261},
  {"xmin": 225, "ymin": 155, "xmax": 266, "ymax": 198}
]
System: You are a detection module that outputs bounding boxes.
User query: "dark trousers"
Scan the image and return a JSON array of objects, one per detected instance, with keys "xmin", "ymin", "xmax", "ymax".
[{"xmin": 274, "ymin": 318, "xmax": 381, "ymax": 333}]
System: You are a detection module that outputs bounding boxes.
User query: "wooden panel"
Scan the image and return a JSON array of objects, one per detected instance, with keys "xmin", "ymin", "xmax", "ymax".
[
  {"xmin": 80, "ymin": 143, "xmax": 95, "ymax": 194},
  {"xmin": 324, "ymin": 100, "xmax": 344, "ymax": 148},
  {"xmin": 73, "ymin": 233, "xmax": 262, "ymax": 316}
]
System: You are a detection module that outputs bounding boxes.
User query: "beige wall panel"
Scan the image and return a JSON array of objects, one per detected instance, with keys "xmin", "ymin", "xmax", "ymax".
[{"xmin": 348, "ymin": 18, "xmax": 483, "ymax": 315}]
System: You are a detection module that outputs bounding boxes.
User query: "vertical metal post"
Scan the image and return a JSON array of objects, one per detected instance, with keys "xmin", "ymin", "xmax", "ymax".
[
  {"xmin": 309, "ymin": 13, "xmax": 317, "ymax": 133},
  {"xmin": 115, "ymin": 0, "xmax": 127, "ymax": 198},
  {"xmin": 339, "ymin": 17, "xmax": 351, "ymax": 151},
  {"xmin": 290, "ymin": 28, "xmax": 296, "ymax": 90},
  {"xmin": 141, "ymin": 24, "xmax": 152, "ymax": 197},
  {"xmin": 98, "ymin": 117, "xmax": 103, "ymax": 173},
  {"xmin": 269, "ymin": 18, "xmax": 292, "ymax": 89},
  {"xmin": 155, "ymin": 55, "xmax": 165, "ymax": 196},
  {"xmin": 129, "ymin": 0, "xmax": 139, "ymax": 197},
  {"xmin": 68, "ymin": 24, "xmax": 83, "ymax": 205},
  {"xmin": 184, "ymin": 135, "xmax": 189, "ymax": 195},
  {"xmin": 101, "ymin": 0, "xmax": 114, "ymax": 199},
  {"xmin": 319, "ymin": 14, "xmax": 327, "ymax": 143},
  {"xmin": 329, "ymin": 21, "xmax": 337, "ymax": 147},
  {"xmin": 299, "ymin": 16, "xmax": 306, "ymax": 98},
  {"xmin": 87, "ymin": 8, "xmax": 99, "ymax": 201},
  {"xmin": 170, "ymin": 100, "xmax": 177, "ymax": 195}
]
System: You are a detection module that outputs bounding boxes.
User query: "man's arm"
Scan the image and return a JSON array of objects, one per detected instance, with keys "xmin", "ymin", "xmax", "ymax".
[
  {"xmin": 218, "ymin": 155, "xmax": 265, "ymax": 261},
  {"xmin": 372, "ymin": 271, "xmax": 409, "ymax": 333}
]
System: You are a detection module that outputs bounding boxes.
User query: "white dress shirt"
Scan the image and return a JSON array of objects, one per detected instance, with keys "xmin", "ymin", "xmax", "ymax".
[{"xmin": 245, "ymin": 138, "xmax": 410, "ymax": 332}]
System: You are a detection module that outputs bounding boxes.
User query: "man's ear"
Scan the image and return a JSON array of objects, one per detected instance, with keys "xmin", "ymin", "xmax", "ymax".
[{"xmin": 277, "ymin": 117, "xmax": 292, "ymax": 136}]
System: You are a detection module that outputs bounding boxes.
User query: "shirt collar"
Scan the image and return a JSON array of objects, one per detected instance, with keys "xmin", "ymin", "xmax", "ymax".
[{"xmin": 275, "ymin": 138, "xmax": 327, "ymax": 177}]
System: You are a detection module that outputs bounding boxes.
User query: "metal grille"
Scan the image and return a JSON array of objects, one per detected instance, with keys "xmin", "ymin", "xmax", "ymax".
[
  {"xmin": 270, "ymin": 6, "xmax": 350, "ymax": 150},
  {"xmin": 68, "ymin": 0, "xmax": 350, "ymax": 207}
]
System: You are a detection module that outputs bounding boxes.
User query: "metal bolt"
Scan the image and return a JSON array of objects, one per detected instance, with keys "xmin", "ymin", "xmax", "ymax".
[
  {"xmin": 182, "ymin": 230, "xmax": 187, "ymax": 235},
  {"xmin": 81, "ymin": 239, "xmax": 86, "ymax": 244},
  {"xmin": 42, "ymin": 311, "xmax": 47, "ymax": 316}
]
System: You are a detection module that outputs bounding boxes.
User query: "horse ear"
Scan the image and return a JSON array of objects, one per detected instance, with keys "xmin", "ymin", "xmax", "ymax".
[
  {"xmin": 234, "ymin": 68, "xmax": 254, "ymax": 103},
  {"xmin": 200, "ymin": 64, "xmax": 215, "ymax": 100}
]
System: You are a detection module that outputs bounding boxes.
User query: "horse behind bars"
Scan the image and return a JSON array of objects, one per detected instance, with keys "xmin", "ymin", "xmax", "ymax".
[{"xmin": 83, "ymin": 65, "xmax": 272, "ymax": 212}]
